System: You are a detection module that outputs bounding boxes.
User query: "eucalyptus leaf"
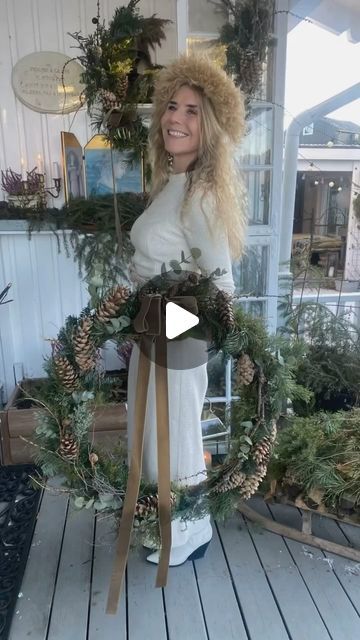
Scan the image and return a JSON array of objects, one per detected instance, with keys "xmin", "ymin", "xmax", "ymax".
[
  {"xmin": 110, "ymin": 318, "xmax": 121, "ymax": 330},
  {"xmin": 94, "ymin": 500, "xmax": 107, "ymax": 511},
  {"xmin": 106, "ymin": 325, "xmax": 115, "ymax": 335},
  {"xmin": 241, "ymin": 421, "xmax": 253, "ymax": 429},
  {"xmin": 98, "ymin": 493, "xmax": 116, "ymax": 504},
  {"xmin": 118, "ymin": 315, "xmax": 131, "ymax": 329},
  {"xmin": 89, "ymin": 275, "xmax": 103, "ymax": 287},
  {"xmin": 169, "ymin": 260, "xmax": 182, "ymax": 274},
  {"xmin": 239, "ymin": 444, "xmax": 251, "ymax": 454},
  {"xmin": 190, "ymin": 247, "xmax": 201, "ymax": 260}
]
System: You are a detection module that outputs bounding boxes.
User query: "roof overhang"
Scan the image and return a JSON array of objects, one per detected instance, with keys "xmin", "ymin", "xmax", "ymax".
[{"xmin": 289, "ymin": 0, "xmax": 360, "ymax": 43}]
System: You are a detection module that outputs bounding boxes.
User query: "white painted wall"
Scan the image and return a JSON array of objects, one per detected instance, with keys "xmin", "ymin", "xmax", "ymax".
[{"xmin": 0, "ymin": 226, "xmax": 88, "ymax": 399}]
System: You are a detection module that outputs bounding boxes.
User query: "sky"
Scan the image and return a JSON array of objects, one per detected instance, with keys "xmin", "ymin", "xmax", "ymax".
[{"xmin": 285, "ymin": 18, "xmax": 360, "ymax": 130}]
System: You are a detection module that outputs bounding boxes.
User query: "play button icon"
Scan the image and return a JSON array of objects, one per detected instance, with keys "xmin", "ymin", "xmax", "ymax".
[
  {"xmin": 134, "ymin": 269, "xmax": 220, "ymax": 370},
  {"xmin": 165, "ymin": 301, "xmax": 199, "ymax": 339}
]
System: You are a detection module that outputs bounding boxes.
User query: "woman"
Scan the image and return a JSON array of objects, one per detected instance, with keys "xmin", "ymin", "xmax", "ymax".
[{"xmin": 127, "ymin": 52, "xmax": 247, "ymax": 565}]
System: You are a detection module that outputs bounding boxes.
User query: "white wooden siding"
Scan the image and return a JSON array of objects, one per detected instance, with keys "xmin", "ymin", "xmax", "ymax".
[{"xmin": 0, "ymin": 228, "xmax": 88, "ymax": 399}]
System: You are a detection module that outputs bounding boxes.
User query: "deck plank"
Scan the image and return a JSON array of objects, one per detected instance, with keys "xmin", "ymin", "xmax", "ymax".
[
  {"xmin": 247, "ymin": 496, "xmax": 332, "ymax": 640},
  {"xmin": 8, "ymin": 477, "xmax": 68, "ymax": 640},
  {"xmin": 46, "ymin": 502, "xmax": 95, "ymax": 640},
  {"xmin": 87, "ymin": 515, "xmax": 127, "ymax": 639},
  {"xmin": 310, "ymin": 511, "xmax": 360, "ymax": 616},
  {"xmin": 163, "ymin": 559, "xmax": 208, "ymax": 640},
  {"xmin": 194, "ymin": 522, "xmax": 248, "ymax": 640},
  {"xmin": 12, "ymin": 479, "xmax": 360, "ymax": 640},
  {"xmin": 127, "ymin": 546, "xmax": 167, "ymax": 640},
  {"xmin": 217, "ymin": 514, "xmax": 290, "ymax": 640},
  {"xmin": 267, "ymin": 501, "xmax": 360, "ymax": 640}
]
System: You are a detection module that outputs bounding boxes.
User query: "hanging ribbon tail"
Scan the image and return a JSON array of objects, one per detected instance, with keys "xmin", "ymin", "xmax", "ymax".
[
  {"xmin": 154, "ymin": 326, "xmax": 172, "ymax": 587},
  {"xmin": 105, "ymin": 292, "xmax": 199, "ymax": 612},
  {"xmin": 106, "ymin": 294, "xmax": 162, "ymax": 614},
  {"xmin": 106, "ymin": 335, "xmax": 152, "ymax": 615}
]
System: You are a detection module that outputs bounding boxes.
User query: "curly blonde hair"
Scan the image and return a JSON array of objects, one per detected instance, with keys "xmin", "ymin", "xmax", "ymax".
[{"xmin": 146, "ymin": 54, "xmax": 248, "ymax": 261}]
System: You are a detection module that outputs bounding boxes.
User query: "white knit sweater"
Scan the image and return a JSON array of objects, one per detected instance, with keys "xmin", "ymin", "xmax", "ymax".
[{"xmin": 129, "ymin": 172, "xmax": 235, "ymax": 295}]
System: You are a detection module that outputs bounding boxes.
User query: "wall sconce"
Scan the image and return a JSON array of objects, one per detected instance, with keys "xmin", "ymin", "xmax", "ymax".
[{"xmin": 329, "ymin": 181, "xmax": 335, "ymax": 188}]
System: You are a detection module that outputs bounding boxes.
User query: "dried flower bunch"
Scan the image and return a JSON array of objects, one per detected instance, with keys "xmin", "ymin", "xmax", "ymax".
[{"xmin": 1, "ymin": 167, "xmax": 42, "ymax": 196}]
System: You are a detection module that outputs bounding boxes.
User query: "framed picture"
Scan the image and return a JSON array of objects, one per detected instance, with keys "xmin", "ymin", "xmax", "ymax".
[
  {"xmin": 84, "ymin": 134, "xmax": 143, "ymax": 197},
  {"xmin": 60, "ymin": 132, "xmax": 85, "ymax": 201}
]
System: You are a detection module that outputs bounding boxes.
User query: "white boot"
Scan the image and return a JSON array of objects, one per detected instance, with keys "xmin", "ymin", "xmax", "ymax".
[{"xmin": 146, "ymin": 521, "xmax": 212, "ymax": 566}]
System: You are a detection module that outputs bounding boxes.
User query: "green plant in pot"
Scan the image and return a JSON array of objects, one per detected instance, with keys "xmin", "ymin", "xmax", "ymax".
[{"xmin": 280, "ymin": 299, "xmax": 360, "ymax": 414}]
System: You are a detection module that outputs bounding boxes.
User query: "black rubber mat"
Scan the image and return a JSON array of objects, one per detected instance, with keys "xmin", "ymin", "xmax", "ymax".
[{"xmin": 0, "ymin": 465, "xmax": 42, "ymax": 640}]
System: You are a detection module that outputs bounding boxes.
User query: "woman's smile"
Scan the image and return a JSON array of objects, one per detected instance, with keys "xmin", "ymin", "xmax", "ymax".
[{"xmin": 161, "ymin": 85, "xmax": 201, "ymax": 172}]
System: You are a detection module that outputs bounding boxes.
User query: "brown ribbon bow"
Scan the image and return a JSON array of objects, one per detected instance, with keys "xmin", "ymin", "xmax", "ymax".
[{"xmin": 106, "ymin": 292, "xmax": 198, "ymax": 615}]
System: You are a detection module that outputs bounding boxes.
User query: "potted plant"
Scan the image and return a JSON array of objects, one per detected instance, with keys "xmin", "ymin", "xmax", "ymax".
[
  {"xmin": 1, "ymin": 167, "xmax": 43, "ymax": 208},
  {"xmin": 0, "ymin": 373, "xmax": 128, "ymax": 465}
]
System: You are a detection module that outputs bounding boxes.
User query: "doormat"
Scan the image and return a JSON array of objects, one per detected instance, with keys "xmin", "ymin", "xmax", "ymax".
[{"xmin": 0, "ymin": 464, "xmax": 43, "ymax": 640}]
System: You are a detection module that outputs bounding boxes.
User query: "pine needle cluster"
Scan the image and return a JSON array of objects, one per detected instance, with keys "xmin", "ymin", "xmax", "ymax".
[{"xmin": 268, "ymin": 410, "xmax": 360, "ymax": 510}]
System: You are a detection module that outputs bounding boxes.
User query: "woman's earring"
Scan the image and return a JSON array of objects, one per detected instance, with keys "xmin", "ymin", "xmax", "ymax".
[{"xmin": 167, "ymin": 153, "xmax": 174, "ymax": 173}]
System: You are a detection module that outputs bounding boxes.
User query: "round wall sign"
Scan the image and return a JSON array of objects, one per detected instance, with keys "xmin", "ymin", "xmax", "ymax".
[{"xmin": 11, "ymin": 51, "xmax": 85, "ymax": 114}]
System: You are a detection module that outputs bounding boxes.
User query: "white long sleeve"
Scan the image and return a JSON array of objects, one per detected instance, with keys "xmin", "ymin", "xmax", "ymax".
[
  {"xmin": 183, "ymin": 190, "xmax": 235, "ymax": 296},
  {"xmin": 129, "ymin": 172, "xmax": 235, "ymax": 296}
]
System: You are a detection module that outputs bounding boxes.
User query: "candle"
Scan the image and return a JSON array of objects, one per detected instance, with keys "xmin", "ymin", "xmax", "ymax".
[
  {"xmin": 204, "ymin": 450, "xmax": 212, "ymax": 470},
  {"xmin": 20, "ymin": 157, "xmax": 27, "ymax": 181},
  {"xmin": 37, "ymin": 154, "xmax": 43, "ymax": 174},
  {"xmin": 52, "ymin": 161, "xmax": 60, "ymax": 179}
]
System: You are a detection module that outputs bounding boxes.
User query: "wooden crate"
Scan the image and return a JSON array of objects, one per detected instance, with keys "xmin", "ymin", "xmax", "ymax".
[{"xmin": 0, "ymin": 381, "xmax": 127, "ymax": 465}]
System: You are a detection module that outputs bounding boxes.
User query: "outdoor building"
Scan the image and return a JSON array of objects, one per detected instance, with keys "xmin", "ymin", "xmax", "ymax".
[{"xmin": 292, "ymin": 116, "xmax": 360, "ymax": 288}]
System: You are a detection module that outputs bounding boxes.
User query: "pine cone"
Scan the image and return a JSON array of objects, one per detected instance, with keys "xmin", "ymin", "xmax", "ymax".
[
  {"xmin": 58, "ymin": 433, "xmax": 79, "ymax": 461},
  {"xmin": 135, "ymin": 492, "xmax": 177, "ymax": 519},
  {"xmin": 253, "ymin": 437, "xmax": 271, "ymax": 466},
  {"xmin": 215, "ymin": 289, "xmax": 235, "ymax": 331},
  {"xmin": 73, "ymin": 317, "xmax": 96, "ymax": 373},
  {"xmin": 54, "ymin": 356, "xmax": 79, "ymax": 392},
  {"xmin": 97, "ymin": 89, "xmax": 121, "ymax": 111},
  {"xmin": 238, "ymin": 50, "xmax": 263, "ymax": 97},
  {"xmin": 95, "ymin": 285, "xmax": 131, "ymax": 323},
  {"xmin": 269, "ymin": 420, "xmax": 277, "ymax": 443},
  {"xmin": 215, "ymin": 469, "xmax": 246, "ymax": 494},
  {"xmin": 240, "ymin": 465, "xmax": 268, "ymax": 500},
  {"xmin": 114, "ymin": 75, "xmax": 129, "ymax": 103},
  {"xmin": 236, "ymin": 353, "xmax": 255, "ymax": 385}
]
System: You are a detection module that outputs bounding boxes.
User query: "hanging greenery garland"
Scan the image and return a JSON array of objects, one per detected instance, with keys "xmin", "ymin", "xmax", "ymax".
[
  {"xmin": 27, "ymin": 260, "xmax": 308, "ymax": 544},
  {"xmin": 69, "ymin": 0, "xmax": 171, "ymax": 157},
  {"xmin": 216, "ymin": 0, "xmax": 275, "ymax": 109}
]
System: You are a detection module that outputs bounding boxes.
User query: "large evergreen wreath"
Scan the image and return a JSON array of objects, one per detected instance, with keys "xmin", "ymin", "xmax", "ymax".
[{"xmin": 28, "ymin": 257, "xmax": 307, "ymax": 544}]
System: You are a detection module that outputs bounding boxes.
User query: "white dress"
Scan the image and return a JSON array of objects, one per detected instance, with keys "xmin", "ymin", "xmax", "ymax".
[{"xmin": 127, "ymin": 171, "xmax": 235, "ymax": 546}]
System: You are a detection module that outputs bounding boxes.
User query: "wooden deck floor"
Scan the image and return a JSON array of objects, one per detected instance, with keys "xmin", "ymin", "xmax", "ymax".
[{"xmin": 9, "ymin": 481, "xmax": 360, "ymax": 640}]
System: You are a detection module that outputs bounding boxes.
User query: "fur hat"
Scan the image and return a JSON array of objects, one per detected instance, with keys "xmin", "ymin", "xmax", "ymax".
[{"xmin": 151, "ymin": 52, "xmax": 246, "ymax": 144}]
